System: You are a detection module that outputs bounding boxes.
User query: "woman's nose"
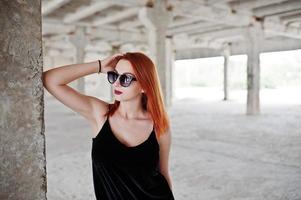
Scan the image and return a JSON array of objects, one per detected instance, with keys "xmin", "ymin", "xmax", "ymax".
[{"xmin": 113, "ymin": 77, "xmax": 121, "ymax": 87}]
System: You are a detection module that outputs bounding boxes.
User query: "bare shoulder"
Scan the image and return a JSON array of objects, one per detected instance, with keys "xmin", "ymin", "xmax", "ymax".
[{"xmin": 157, "ymin": 129, "xmax": 172, "ymax": 144}]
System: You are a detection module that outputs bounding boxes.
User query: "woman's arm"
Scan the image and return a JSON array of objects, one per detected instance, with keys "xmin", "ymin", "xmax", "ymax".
[
  {"xmin": 158, "ymin": 130, "xmax": 173, "ymax": 191},
  {"xmin": 42, "ymin": 54, "xmax": 123, "ymax": 125}
]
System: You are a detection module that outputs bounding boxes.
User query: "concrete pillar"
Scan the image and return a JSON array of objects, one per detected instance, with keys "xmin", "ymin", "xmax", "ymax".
[
  {"xmin": 0, "ymin": 1, "xmax": 47, "ymax": 199},
  {"xmin": 166, "ymin": 35, "xmax": 176, "ymax": 108},
  {"xmin": 69, "ymin": 26, "xmax": 89, "ymax": 94},
  {"xmin": 246, "ymin": 21, "xmax": 263, "ymax": 115},
  {"xmin": 111, "ymin": 45, "xmax": 121, "ymax": 54},
  {"xmin": 223, "ymin": 43, "xmax": 231, "ymax": 101},
  {"xmin": 138, "ymin": 0, "xmax": 173, "ymax": 108}
]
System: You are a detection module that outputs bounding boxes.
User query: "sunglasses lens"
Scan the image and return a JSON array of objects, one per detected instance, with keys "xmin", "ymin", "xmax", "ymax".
[
  {"xmin": 107, "ymin": 72, "xmax": 118, "ymax": 83},
  {"xmin": 120, "ymin": 75, "xmax": 132, "ymax": 87}
]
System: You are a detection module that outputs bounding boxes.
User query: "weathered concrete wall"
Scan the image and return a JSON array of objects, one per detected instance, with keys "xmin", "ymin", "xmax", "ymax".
[{"xmin": 0, "ymin": 1, "xmax": 47, "ymax": 199}]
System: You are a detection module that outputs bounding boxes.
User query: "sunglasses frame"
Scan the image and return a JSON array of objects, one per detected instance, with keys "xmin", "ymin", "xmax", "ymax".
[{"xmin": 107, "ymin": 70, "xmax": 137, "ymax": 87}]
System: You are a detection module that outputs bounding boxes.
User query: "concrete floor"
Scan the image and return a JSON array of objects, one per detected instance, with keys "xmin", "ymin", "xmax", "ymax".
[{"xmin": 45, "ymin": 94, "xmax": 301, "ymax": 200}]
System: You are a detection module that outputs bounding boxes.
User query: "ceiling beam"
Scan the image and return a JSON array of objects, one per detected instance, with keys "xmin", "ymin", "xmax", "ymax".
[
  {"xmin": 42, "ymin": 22, "xmax": 75, "ymax": 36},
  {"xmin": 168, "ymin": 22, "xmax": 225, "ymax": 35},
  {"xmin": 169, "ymin": 17, "xmax": 206, "ymax": 28},
  {"xmin": 92, "ymin": 7, "xmax": 140, "ymax": 26},
  {"xmin": 63, "ymin": 2, "xmax": 113, "ymax": 23},
  {"xmin": 264, "ymin": 21, "xmax": 301, "ymax": 40},
  {"xmin": 42, "ymin": 0, "xmax": 71, "ymax": 16},
  {"xmin": 172, "ymin": 1, "xmax": 251, "ymax": 26},
  {"xmin": 103, "ymin": 0, "xmax": 147, "ymax": 7},
  {"xmin": 88, "ymin": 27, "xmax": 146, "ymax": 43},
  {"xmin": 44, "ymin": 41, "xmax": 73, "ymax": 50},
  {"xmin": 175, "ymin": 36, "xmax": 301, "ymax": 59},
  {"xmin": 42, "ymin": 0, "xmax": 301, "ymax": 47},
  {"xmin": 204, "ymin": 0, "xmax": 233, "ymax": 6},
  {"xmin": 173, "ymin": 34, "xmax": 223, "ymax": 50},
  {"xmin": 228, "ymin": 0, "xmax": 287, "ymax": 11},
  {"xmin": 190, "ymin": 27, "xmax": 248, "ymax": 40},
  {"xmin": 172, "ymin": 0, "xmax": 301, "ymax": 40},
  {"xmin": 118, "ymin": 20, "xmax": 142, "ymax": 29},
  {"xmin": 253, "ymin": 0, "xmax": 301, "ymax": 17},
  {"xmin": 280, "ymin": 13, "xmax": 301, "ymax": 24}
]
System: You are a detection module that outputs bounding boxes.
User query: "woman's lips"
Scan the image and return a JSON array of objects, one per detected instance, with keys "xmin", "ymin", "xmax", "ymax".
[{"xmin": 114, "ymin": 89, "xmax": 123, "ymax": 95}]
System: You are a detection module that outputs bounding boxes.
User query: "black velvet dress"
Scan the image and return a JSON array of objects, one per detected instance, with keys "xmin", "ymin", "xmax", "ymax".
[{"xmin": 91, "ymin": 116, "xmax": 175, "ymax": 200}]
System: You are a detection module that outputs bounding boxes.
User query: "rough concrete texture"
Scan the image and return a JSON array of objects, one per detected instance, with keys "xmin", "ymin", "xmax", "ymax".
[
  {"xmin": 0, "ymin": 1, "xmax": 46, "ymax": 199},
  {"xmin": 44, "ymin": 93, "xmax": 301, "ymax": 200}
]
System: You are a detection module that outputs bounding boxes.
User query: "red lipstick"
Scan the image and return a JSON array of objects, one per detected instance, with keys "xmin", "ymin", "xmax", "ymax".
[{"xmin": 114, "ymin": 89, "xmax": 123, "ymax": 95}]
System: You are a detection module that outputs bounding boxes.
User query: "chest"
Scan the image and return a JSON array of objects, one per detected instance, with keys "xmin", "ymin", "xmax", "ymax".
[
  {"xmin": 108, "ymin": 117, "xmax": 155, "ymax": 147},
  {"xmin": 92, "ymin": 129, "xmax": 159, "ymax": 169}
]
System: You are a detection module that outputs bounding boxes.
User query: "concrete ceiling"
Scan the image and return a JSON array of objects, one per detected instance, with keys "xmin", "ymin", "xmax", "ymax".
[{"xmin": 42, "ymin": 0, "xmax": 301, "ymax": 58}]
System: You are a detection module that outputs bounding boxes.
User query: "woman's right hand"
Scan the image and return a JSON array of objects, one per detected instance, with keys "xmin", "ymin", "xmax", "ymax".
[{"xmin": 100, "ymin": 53, "xmax": 124, "ymax": 73}]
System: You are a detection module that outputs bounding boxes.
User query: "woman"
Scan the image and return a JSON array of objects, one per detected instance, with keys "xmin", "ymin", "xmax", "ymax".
[{"xmin": 42, "ymin": 52, "xmax": 175, "ymax": 199}]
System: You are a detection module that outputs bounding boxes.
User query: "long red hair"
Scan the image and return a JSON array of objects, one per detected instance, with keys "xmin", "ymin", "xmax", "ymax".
[{"xmin": 104, "ymin": 52, "xmax": 170, "ymax": 138}]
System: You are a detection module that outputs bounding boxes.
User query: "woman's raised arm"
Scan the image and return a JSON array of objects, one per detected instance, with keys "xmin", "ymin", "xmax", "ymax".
[{"xmin": 42, "ymin": 54, "xmax": 123, "ymax": 125}]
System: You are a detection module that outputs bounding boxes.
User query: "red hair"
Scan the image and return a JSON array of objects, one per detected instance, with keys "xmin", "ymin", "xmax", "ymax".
[{"xmin": 104, "ymin": 52, "xmax": 170, "ymax": 138}]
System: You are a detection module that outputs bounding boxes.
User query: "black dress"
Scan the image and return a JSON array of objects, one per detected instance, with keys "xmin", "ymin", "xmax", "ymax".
[{"xmin": 91, "ymin": 116, "xmax": 175, "ymax": 200}]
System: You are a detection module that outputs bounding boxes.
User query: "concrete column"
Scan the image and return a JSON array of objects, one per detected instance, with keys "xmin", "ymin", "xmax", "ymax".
[
  {"xmin": 111, "ymin": 45, "xmax": 121, "ymax": 54},
  {"xmin": 166, "ymin": 35, "xmax": 176, "ymax": 108},
  {"xmin": 246, "ymin": 21, "xmax": 263, "ymax": 115},
  {"xmin": 0, "ymin": 1, "xmax": 47, "ymax": 199},
  {"xmin": 138, "ymin": 0, "xmax": 173, "ymax": 108},
  {"xmin": 69, "ymin": 26, "xmax": 89, "ymax": 94},
  {"xmin": 223, "ymin": 43, "xmax": 231, "ymax": 101}
]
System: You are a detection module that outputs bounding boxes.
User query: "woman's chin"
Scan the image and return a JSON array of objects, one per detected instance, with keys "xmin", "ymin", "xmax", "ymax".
[{"xmin": 113, "ymin": 95, "xmax": 121, "ymax": 100}]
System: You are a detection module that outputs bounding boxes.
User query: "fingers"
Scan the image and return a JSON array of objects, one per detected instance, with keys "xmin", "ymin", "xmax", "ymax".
[
  {"xmin": 107, "ymin": 54, "xmax": 123, "ymax": 68},
  {"xmin": 112, "ymin": 53, "xmax": 124, "ymax": 63},
  {"xmin": 113, "ymin": 53, "xmax": 124, "ymax": 58},
  {"xmin": 104, "ymin": 53, "xmax": 124, "ymax": 69},
  {"xmin": 113, "ymin": 54, "xmax": 124, "ymax": 60}
]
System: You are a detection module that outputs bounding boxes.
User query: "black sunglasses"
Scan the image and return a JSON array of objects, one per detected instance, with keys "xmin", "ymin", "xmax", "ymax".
[{"xmin": 107, "ymin": 71, "xmax": 137, "ymax": 87}]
